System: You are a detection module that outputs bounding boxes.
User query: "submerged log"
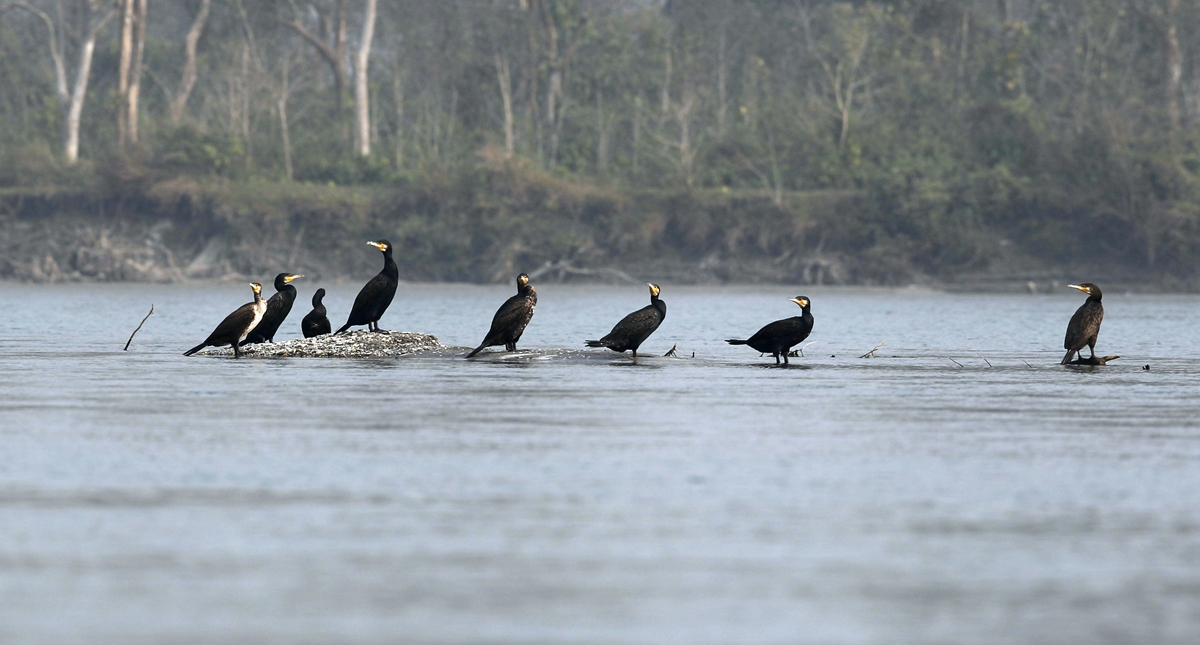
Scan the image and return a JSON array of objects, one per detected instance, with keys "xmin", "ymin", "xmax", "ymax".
[
  {"xmin": 1066, "ymin": 355, "xmax": 1120, "ymax": 366},
  {"xmin": 197, "ymin": 330, "xmax": 443, "ymax": 358}
]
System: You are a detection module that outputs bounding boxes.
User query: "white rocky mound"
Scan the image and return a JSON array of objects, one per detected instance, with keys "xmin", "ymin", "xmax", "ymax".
[{"xmin": 199, "ymin": 330, "xmax": 444, "ymax": 358}]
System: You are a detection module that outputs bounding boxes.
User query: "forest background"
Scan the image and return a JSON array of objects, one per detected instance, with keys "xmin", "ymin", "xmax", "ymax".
[{"xmin": 1, "ymin": 0, "xmax": 1198, "ymax": 288}]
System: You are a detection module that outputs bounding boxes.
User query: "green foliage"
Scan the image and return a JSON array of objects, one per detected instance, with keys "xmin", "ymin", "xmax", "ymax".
[{"xmin": 153, "ymin": 126, "xmax": 244, "ymax": 176}]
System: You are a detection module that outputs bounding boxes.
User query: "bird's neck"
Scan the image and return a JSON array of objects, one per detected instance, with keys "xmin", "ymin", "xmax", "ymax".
[{"xmin": 382, "ymin": 252, "xmax": 399, "ymax": 277}]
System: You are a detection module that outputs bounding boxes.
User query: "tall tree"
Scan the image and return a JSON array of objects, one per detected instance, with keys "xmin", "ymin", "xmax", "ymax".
[
  {"xmin": 354, "ymin": 0, "xmax": 377, "ymax": 156},
  {"xmin": 6, "ymin": 0, "xmax": 114, "ymax": 164}
]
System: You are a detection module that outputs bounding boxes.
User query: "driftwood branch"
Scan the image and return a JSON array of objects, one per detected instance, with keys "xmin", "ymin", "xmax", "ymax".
[
  {"xmin": 947, "ymin": 357, "xmax": 963, "ymax": 367},
  {"xmin": 788, "ymin": 340, "xmax": 820, "ymax": 358},
  {"xmin": 124, "ymin": 304, "xmax": 154, "ymax": 351},
  {"xmin": 1066, "ymin": 355, "xmax": 1120, "ymax": 366},
  {"xmin": 859, "ymin": 339, "xmax": 887, "ymax": 359},
  {"xmin": 663, "ymin": 343, "xmax": 678, "ymax": 357}
]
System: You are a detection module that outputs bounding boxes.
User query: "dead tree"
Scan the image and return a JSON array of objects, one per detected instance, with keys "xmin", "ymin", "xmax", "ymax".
[
  {"xmin": 6, "ymin": 0, "xmax": 114, "ymax": 164},
  {"xmin": 353, "ymin": 0, "xmax": 377, "ymax": 156},
  {"xmin": 285, "ymin": 0, "xmax": 350, "ymax": 129},
  {"xmin": 168, "ymin": 0, "xmax": 212, "ymax": 125}
]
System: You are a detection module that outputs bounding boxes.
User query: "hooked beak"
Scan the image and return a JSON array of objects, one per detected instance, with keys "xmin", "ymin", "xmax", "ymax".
[
  {"xmin": 1067, "ymin": 284, "xmax": 1086, "ymax": 293},
  {"xmin": 788, "ymin": 297, "xmax": 808, "ymax": 307},
  {"xmin": 284, "ymin": 274, "xmax": 304, "ymax": 283},
  {"xmin": 367, "ymin": 241, "xmax": 387, "ymax": 251}
]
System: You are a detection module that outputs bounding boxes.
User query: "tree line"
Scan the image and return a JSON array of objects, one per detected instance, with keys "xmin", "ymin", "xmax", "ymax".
[{"xmin": 1, "ymin": 0, "xmax": 1199, "ymax": 281}]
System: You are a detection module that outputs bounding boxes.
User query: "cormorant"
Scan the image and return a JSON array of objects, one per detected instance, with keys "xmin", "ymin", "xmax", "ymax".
[
  {"xmin": 465, "ymin": 273, "xmax": 538, "ymax": 358},
  {"xmin": 302, "ymin": 288, "xmax": 331, "ymax": 338},
  {"xmin": 183, "ymin": 283, "xmax": 267, "ymax": 358},
  {"xmin": 585, "ymin": 283, "xmax": 666, "ymax": 360},
  {"xmin": 337, "ymin": 240, "xmax": 399, "ymax": 334},
  {"xmin": 1062, "ymin": 283, "xmax": 1104, "ymax": 364},
  {"xmin": 726, "ymin": 296, "xmax": 814, "ymax": 364},
  {"xmin": 241, "ymin": 273, "xmax": 303, "ymax": 345}
]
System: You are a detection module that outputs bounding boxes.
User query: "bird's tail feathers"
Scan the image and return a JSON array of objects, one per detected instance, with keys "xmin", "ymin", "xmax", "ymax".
[
  {"xmin": 585, "ymin": 340, "xmax": 604, "ymax": 348},
  {"xmin": 183, "ymin": 342, "xmax": 206, "ymax": 356},
  {"xmin": 1061, "ymin": 349, "xmax": 1076, "ymax": 365},
  {"xmin": 725, "ymin": 339, "xmax": 748, "ymax": 345},
  {"xmin": 465, "ymin": 344, "xmax": 487, "ymax": 358},
  {"xmin": 335, "ymin": 323, "xmax": 352, "ymax": 335}
]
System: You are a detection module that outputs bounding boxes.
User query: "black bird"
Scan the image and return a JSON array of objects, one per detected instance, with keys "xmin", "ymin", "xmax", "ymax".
[
  {"xmin": 466, "ymin": 273, "xmax": 538, "ymax": 358},
  {"xmin": 337, "ymin": 240, "xmax": 399, "ymax": 334},
  {"xmin": 241, "ymin": 272, "xmax": 303, "ymax": 345},
  {"xmin": 1062, "ymin": 283, "xmax": 1104, "ymax": 364},
  {"xmin": 301, "ymin": 288, "xmax": 331, "ymax": 338},
  {"xmin": 585, "ymin": 283, "xmax": 666, "ymax": 360},
  {"xmin": 726, "ymin": 296, "xmax": 814, "ymax": 364},
  {"xmin": 183, "ymin": 283, "xmax": 268, "ymax": 358}
]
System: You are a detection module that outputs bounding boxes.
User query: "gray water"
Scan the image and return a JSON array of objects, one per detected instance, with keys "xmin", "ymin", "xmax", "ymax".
[{"xmin": 2, "ymin": 281, "xmax": 1199, "ymax": 644}]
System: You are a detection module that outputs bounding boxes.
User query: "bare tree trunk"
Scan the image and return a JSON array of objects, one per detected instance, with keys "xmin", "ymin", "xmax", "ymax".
[
  {"xmin": 717, "ymin": 26, "xmax": 727, "ymax": 137},
  {"xmin": 661, "ymin": 49, "xmax": 672, "ymax": 119},
  {"xmin": 632, "ymin": 95, "xmax": 642, "ymax": 175},
  {"xmin": 278, "ymin": 58, "xmax": 293, "ymax": 181},
  {"xmin": 495, "ymin": 53, "xmax": 515, "ymax": 158},
  {"xmin": 285, "ymin": 1, "xmax": 349, "ymax": 120},
  {"xmin": 1166, "ymin": 0, "xmax": 1182, "ymax": 132},
  {"xmin": 239, "ymin": 43, "xmax": 252, "ymax": 166},
  {"xmin": 65, "ymin": 4, "xmax": 112, "ymax": 165},
  {"xmin": 170, "ymin": 0, "xmax": 211, "ymax": 125},
  {"xmin": 596, "ymin": 89, "xmax": 608, "ymax": 173},
  {"xmin": 677, "ymin": 92, "xmax": 695, "ymax": 187},
  {"xmin": 547, "ymin": 67, "xmax": 563, "ymax": 163},
  {"xmin": 392, "ymin": 66, "xmax": 405, "ymax": 168},
  {"xmin": 354, "ymin": 0, "xmax": 378, "ymax": 156},
  {"xmin": 128, "ymin": 0, "xmax": 146, "ymax": 143},
  {"xmin": 117, "ymin": 0, "xmax": 134, "ymax": 149},
  {"xmin": 958, "ymin": 6, "xmax": 969, "ymax": 84}
]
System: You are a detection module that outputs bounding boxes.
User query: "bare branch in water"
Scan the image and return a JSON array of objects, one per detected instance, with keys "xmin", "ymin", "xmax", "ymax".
[
  {"xmin": 967, "ymin": 345, "xmax": 992, "ymax": 368},
  {"xmin": 124, "ymin": 304, "xmax": 154, "ymax": 351},
  {"xmin": 859, "ymin": 339, "xmax": 887, "ymax": 359}
]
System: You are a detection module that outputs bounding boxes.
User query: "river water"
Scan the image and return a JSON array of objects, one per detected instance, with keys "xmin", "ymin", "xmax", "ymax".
[{"xmin": 1, "ymin": 281, "xmax": 1199, "ymax": 644}]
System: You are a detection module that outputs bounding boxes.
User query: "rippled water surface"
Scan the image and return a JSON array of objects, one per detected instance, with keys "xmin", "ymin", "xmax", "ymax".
[{"xmin": 2, "ymin": 281, "xmax": 1200, "ymax": 644}]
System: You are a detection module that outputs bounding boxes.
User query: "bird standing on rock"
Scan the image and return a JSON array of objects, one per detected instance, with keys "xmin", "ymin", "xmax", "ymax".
[
  {"xmin": 183, "ymin": 283, "xmax": 267, "ymax": 358},
  {"xmin": 585, "ymin": 283, "xmax": 666, "ymax": 361},
  {"xmin": 242, "ymin": 273, "xmax": 303, "ymax": 345},
  {"xmin": 302, "ymin": 288, "xmax": 331, "ymax": 338},
  {"xmin": 726, "ymin": 296, "xmax": 814, "ymax": 364},
  {"xmin": 1062, "ymin": 283, "xmax": 1104, "ymax": 364},
  {"xmin": 337, "ymin": 240, "xmax": 399, "ymax": 334},
  {"xmin": 466, "ymin": 273, "xmax": 538, "ymax": 358}
]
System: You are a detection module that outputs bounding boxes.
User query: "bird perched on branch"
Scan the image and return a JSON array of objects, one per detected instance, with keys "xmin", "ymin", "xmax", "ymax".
[
  {"xmin": 241, "ymin": 273, "xmax": 303, "ymax": 345},
  {"xmin": 585, "ymin": 283, "xmax": 666, "ymax": 360},
  {"xmin": 1062, "ymin": 283, "xmax": 1104, "ymax": 365},
  {"xmin": 302, "ymin": 288, "xmax": 331, "ymax": 338},
  {"xmin": 183, "ymin": 283, "xmax": 267, "ymax": 358},
  {"xmin": 337, "ymin": 240, "xmax": 398, "ymax": 334},
  {"xmin": 726, "ymin": 296, "xmax": 814, "ymax": 364},
  {"xmin": 466, "ymin": 273, "xmax": 537, "ymax": 358}
]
